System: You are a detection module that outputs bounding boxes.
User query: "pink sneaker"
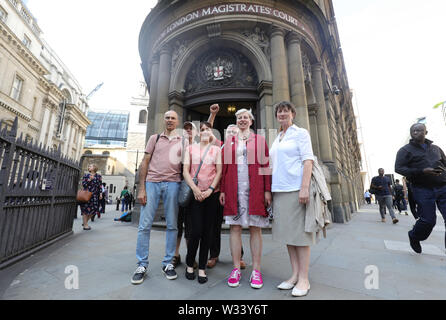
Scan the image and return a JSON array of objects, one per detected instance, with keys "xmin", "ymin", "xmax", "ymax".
[
  {"xmin": 227, "ymin": 268, "xmax": 241, "ymax": 287},
  {"xmin": 250, "ymin": 269, "xmax": 263, "ymax": 289}
]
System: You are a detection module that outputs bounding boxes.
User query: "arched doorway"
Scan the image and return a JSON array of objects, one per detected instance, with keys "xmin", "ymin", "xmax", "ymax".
[{"xmin": 182, "ymin": 47, "xmax": 260, "ymax": 138}]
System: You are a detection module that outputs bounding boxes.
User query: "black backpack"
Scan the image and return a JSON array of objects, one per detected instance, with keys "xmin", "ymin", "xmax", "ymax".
[{"xmin": 124, "ymin": 192, "xmax": 131, "ymax": 201}]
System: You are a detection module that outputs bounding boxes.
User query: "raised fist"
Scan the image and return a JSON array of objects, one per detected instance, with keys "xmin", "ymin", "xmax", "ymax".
[{"xmin": 210, "ymin": 104, "xmax": 220, "ymax": 114}]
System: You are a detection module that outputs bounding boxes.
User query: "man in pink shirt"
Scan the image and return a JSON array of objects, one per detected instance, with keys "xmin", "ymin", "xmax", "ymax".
[{"xmin": 131, "ymin": 110, "xmax": 186, "ymax": 284}]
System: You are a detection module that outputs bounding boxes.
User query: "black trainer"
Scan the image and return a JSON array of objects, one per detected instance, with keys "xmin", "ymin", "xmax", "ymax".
[
  {"xmin": 408, "ymin": 231, "xmax": 422, "ymax": 254},
  {"xmin": 131, "ymin": 266, "xmax": 147, "ymax": 285},
  {"xmin": 162, "ymin": 263, "xmax": 178, "ymax": 280}
]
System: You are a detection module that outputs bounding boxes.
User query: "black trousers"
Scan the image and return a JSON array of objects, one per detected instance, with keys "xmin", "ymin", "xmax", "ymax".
[
  {"xmin": 178, "ymin": 205, "xmax": 191, "ymax": 240},
  {"xmin": 208, "ymin": 201, "xmax": 224, "ymax": 259},
  {"xmin": 100, "ymin": 198, "xmax": 106, "ymax": 213},
  {"xmin": 186, "ymin": 192, "xmax": 220, "ymax": 270}
]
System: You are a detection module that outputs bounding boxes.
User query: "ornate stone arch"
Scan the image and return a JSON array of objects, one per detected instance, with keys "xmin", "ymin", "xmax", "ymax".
[
  {"xmin": 61, "ymin": 88, "xmax": 73, "ymax": 103},
  {"xmin": 169, "ymin": 31, "xmax": 272, "ymax": 93}
]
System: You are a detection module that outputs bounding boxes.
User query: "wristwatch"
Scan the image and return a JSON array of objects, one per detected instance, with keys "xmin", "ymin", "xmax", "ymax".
[{"xmin": 209, "ymin": 186, "xmax": 215, "ymax": 191}]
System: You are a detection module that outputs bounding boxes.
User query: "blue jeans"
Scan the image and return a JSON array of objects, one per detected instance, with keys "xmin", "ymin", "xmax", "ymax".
[
  {"xmin": 395, "ymin": 198, "xmax": 407, "ymax": 212},
  {"xmin": 377, "ymin": 195, "xmax": 396, "ymax": 219},
  {"xmin": 121, "ymin": 199, "xmax": 129, "ymax": 212},
  {"xmin": 136, "ymin": 181, "xmax": 180, "ymax": 268},
  {"xmin": 409, "ymin": 184, "xmax": 446, "ymax": 247}
]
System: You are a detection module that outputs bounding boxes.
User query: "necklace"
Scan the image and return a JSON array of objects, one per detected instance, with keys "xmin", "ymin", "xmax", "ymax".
[{"xmin": 239, "ymin": 132, "xmax": 250, "ymax": 141}]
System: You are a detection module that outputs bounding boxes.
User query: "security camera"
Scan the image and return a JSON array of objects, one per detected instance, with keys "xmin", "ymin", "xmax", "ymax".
[
  {"xmin": 180, "ymin": 89, "xmax": 186, "ymax": 94},
  {"xmin": 332, "ymin": 86, "xmax": 341, "ymax": 95}
]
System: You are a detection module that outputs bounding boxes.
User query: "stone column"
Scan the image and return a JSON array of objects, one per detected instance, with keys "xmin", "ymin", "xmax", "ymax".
[
  {"xmin": 286, "ymin": 33, "xmax": 310, "ymax": 131},
  {"xmin": 76, "ymin": 129, "xmax": 84, "ymax": 161},
  {"xmin": 38, "ymin": 107, "xmax": 50, "ymax": 145},
  {"xmin": 168, "ymin": 91, "xmax": 184, "ymax": 128},
  {"xmin": 311, "ymin": 63, "xmax": 333, "ymax": 162},
  {"xmin": 311, "ymin": 63, "xmax": 346, "ymax": 222},
  {"xmin": 69, "ymin": 123, "xmax": 76, "ymax": 159},
  {"xmin": 307, "ymin": 104, "xmax": 320, "ymax": 159},
  {"xmin": 258, "ymin": 81, "xmax": 276, "ymax": 136},
  {"xmin": 63, "ymin": 120, "xmax": 72, "ymax": 155},
  {"xmin": 146, "ymin": 55, "xmax": 160, "ymax": 144},
  {"xmin": 46, "ymin": 109, "xmax": 57, "ymax": 147},
  {"xmin": 270, "ymin": 26, "xmax": 290, "ymax": 104},
  {"xmin": 154, "ymin": 46, "xmax": 172, "ymax": 135}
]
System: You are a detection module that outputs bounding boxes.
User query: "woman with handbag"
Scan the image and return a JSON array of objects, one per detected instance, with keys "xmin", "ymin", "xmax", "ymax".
[
  {"xmin": 219, "ymin": 109, "xmax": 272, "ymax": 289},
  {"xmin": 182, "ymin": 121, "xmax": 222, "ymax": 284},
  {"xmin": 79, "ymin": 164, "xmax": 103, "ymax": 230}
]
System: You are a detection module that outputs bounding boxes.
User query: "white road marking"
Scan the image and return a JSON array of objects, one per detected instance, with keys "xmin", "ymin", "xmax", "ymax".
[{"xmin": 384, "ymin": 240, "xmax": 446, "ymax": 257}]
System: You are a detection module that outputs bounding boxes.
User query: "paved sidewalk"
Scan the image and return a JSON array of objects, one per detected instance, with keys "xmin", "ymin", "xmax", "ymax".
[{"xmin": 1, "ymin": 204, "xmax": 445, "ymax": 300}]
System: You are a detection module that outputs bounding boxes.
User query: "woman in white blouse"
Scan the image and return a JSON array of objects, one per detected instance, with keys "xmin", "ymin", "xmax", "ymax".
[{"xmin": 270, "ymin": 101, "xmax": 317, "ymax": 297}]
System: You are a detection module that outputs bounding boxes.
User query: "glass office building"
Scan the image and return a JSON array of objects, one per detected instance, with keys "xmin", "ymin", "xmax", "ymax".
[{"xmin": 85, "ymin": 111, "xmax": 130, "ymax": 147}]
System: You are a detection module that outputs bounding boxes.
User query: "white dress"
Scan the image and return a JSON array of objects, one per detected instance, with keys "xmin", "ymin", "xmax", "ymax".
[{"xmin": 225, "ymin": 140, "xmax": 270, "ymax": 228}]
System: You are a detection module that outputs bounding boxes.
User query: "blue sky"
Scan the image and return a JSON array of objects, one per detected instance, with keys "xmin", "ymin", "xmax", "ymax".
[{"xmin": 25, "ymin": 0, "xmax": 446, "ymax": 180}]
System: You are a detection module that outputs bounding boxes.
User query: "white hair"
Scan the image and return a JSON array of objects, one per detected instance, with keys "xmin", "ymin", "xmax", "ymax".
[{"xmin": 235, "ymin": 108, "xmax": 254, "ymax": 121}]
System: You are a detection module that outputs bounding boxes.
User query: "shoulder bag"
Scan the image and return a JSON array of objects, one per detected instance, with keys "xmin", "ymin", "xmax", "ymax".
[
  {"xmin": 178, "ymin": 144, "xmax": 212, "ymax": 208},
  {"xmin": 77, "ymin": 189, "xmax": 92, "ymax": 203},
  {"xmin": 77, "ymin": 174, "xmax": 94, "ymax": 203}
]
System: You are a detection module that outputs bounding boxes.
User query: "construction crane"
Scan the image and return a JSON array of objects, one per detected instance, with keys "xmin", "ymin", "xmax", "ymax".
[{"xmin": 86, "ymin": 82, "xmax": 104, "ymax": 100}]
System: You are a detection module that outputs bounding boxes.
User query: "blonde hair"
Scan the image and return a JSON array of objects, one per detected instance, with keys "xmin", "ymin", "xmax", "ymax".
[
  {"xmin": 235, "ymin": 108, "xmax": 255, "ymax": 121},
  {"xmin": 88, "ymin": 163, "xmax": 98, "ymax": 173}
]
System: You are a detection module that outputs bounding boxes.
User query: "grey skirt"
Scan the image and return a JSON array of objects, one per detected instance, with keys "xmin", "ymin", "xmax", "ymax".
[{"xmin": 272, "ymin": 191, "xmax": 320, "ymax": 247}]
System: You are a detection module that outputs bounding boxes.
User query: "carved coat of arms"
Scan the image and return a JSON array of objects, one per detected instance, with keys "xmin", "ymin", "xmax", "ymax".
[{"xmin": 206, "ymin": 57, "xmax": 233, "ymax": 81}]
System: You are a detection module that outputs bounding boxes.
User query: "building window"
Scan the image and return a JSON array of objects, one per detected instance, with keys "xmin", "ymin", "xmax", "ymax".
[
  {"xmin": 20, "ymin": 7, "xmax": 31, "ymax": 24},
  {"xmin": 10, "ymin": 75, "xmax": 24, "ymax": 101},
  {"xmin": 102, "ymin": 151, "xmax": 110, "ymax": 156},
  {"xmin": 109, "ymin": 184, "xmax": 114, "ymax": 194},
  {"xmin": 0, "ymin": 6, "xmax": 7, "ymax": 22},
  {"xmin": 1, "ymin": 119, "xmax": 14, "ymax": 132},
  {"xmin": 22, "ymin": 34, "xmax": 31, "ymax": 48},
  {"xmin": 8, "ymin": 0, "xmax": 17, "ymax": 9},
  {"xmin": 84, "ymin": 150, "xmax": 92, "ymax": 155},
  {"xmin": 139, "ymin": 110, "xmax": 147, "ymax": 124}
]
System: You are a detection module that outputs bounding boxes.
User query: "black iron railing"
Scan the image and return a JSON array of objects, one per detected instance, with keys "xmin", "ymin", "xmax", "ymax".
[{"xmin": 0, "ymin": 117, "xmax": 80, "ymax": 269}]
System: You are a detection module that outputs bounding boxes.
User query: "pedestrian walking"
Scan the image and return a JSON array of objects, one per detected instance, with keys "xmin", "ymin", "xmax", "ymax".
[
  {"xmin": 269, "ymin": 101, "xmax": 318, "ymax": 297},
  {"xmin": 116, "ymin": 196, "xmax": 121, "ymax": 211},
  {"xmin": 404, "ymin": 177, "xmax": 418, "ymax": 219},
  {"xmin": 131, "ymin": 110, "xmax": 186, "ymax": 284},
  {"xmin": 128, "ymin": 192, "xmax": 134, "ymax": 211},
  {"xmin": 220, "ymin": 108, "xmax": 272, "ymax": 289},
  {"xmin": 393, "ymin": 179, "xmax": 408, "ymax": 215},
  {"xmin": 80, "ymin": 164, "xmax": 103, "ymax": 231},
  {"xmin": 364, "ymin": 190, "xmax": 372, "ymax": 204},
  {"xmin": 370, "ymin": 169, "xmax": 399, "ymax": 224},
  {"xmin": 183, "ymin": 121, "xmax": 222, "ymax": 284},
  {"xmin": 395, "ymin": 123, "xmax": 446, "ymax": 254},
  {"xmin": 120, "ymin": 186, "xmax": 130, "ymax": 212},
  {"xmin": 100, "ymin": 183, "xmax": 108, "ymax": 215}
]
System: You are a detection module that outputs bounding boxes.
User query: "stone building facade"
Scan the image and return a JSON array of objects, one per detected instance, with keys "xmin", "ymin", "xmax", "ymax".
[
  {"xmin": 139, "ymin": 0, "xmax": 363, "ymax": 222},
  {"xmin": 81, "ymin": 83, "xmax": 149, "ymax": 201},
  {"xmin": 0, "ymin": 0, "xmax": 90, "ymax": 161}
]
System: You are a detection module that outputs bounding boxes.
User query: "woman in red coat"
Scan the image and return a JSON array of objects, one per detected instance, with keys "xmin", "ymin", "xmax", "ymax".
[{"xmin": 219, "ymin": 109, "xmax": 272, "ymax": 289}]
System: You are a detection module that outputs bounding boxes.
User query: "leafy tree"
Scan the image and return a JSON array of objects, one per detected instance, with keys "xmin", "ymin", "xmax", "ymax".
[{"xmin": 433, "ymin": 101, "xmax": 446, "ymax": 125}]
